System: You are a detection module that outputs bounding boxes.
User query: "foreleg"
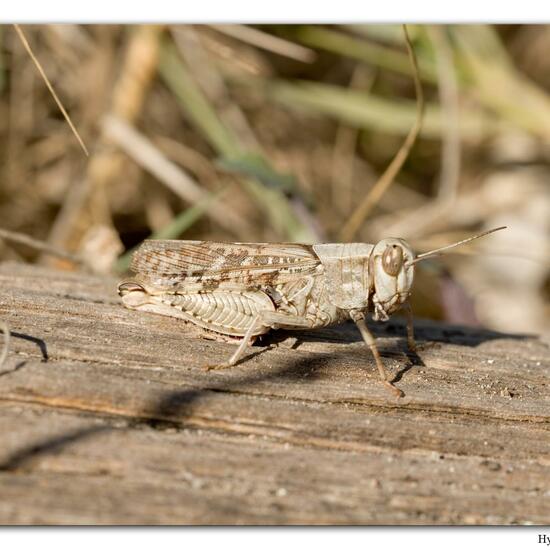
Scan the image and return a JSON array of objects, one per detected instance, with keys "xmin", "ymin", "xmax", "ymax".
[
  {"xmin": 404, "ymin": 301, "xmax": 417, "ymax": 353},
  {"xmin": 351, "ymin": 311, "xmax": 404, "ymax": 398}
]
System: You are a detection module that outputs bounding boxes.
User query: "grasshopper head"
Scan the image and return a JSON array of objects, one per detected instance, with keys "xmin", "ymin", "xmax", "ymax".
[
  {"xmin": 370, "ymin": 238, "xmax": 415, "ymax": 321},
  {"xmin": 369, "ymin": 226, "xmax": 507, "ymax": 321}
]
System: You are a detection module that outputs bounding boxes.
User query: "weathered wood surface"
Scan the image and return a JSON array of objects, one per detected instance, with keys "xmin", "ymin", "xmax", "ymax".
[{"xmin": 0, "ymin": 262, "xmax": 548, "ymax": 525}]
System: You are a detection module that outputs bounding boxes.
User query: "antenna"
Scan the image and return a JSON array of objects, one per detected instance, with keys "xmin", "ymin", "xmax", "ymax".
[{"xmin": 406, "ymin": 226, "xmax": 507, "ymax": 266}]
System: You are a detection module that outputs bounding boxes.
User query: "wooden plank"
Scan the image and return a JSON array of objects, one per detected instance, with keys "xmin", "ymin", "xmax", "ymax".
[
  {"xmin": 0, "ymin": 262, "xmax": 549, "ymax": 524},
  {"xmin": 1, "ymin": 404, "xmax": 549, "ymax": 525}
]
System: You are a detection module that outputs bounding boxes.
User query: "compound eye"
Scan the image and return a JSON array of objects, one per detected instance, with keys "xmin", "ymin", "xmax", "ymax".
[{"xmin": 381, "ymin": 245, "xmax": 403, "ymax": 277}]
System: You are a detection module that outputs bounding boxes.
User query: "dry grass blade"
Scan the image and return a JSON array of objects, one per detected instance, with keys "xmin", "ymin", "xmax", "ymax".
[
  {"xmin": 171, "ymin": 27, "xmax": 261, "ymax": 151},
  {"xmin": 330, "ymin": 66, "xmax": 373, "ymax": 217},
  {"xmin": 0, "ymin": 321, "xmax": 10, "ymax": 371},
  {"xmin": 102, "ymin": 114, "xmax": 248, "ymax": 236},
  {"xmin": 171, "ymin": 28, "xmax": 322, "ymax": 241},
  {"xmin": 339, "ymin": 25, "xmax": 425, "ymax": 242},
  {"xmin": 43, "ymin": 25, "xmax": 163, "ymax": 259},
  {"xmin": 431, "ymin": 26, "xmax": 461, "ymax": 203},
  {"xmin": 160, "ymin": 41, "xmax": 316, "ymax": 242},
  {"xmin": 293, "ymin": 25, "xmax": 437, "ymax": 81},
  {"xmin": 265, "ymin": 77, "xmax": 487, "ymax": 139},
  {"xmin": 210, "ymin": 25, "xmax": 316, "ymax": 63},
  {"xmin": 103, "ymin": 114, "xmax": 206, "ymax": 204},
  {"xmin": 451, "ymin": 25, "xmax": 550, "ymax": 141},
  {"xmin": 0, "ymin": 227, "xmax": 84, "ymax": 266},
  {"xmin": 13, "ymin": 25, "xmax": 89, "ymax": 156}
]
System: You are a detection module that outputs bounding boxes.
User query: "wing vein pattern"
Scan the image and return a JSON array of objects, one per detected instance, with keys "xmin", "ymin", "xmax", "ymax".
[{"xmin": 132, "ymin": 240, "xmax": 320, "ymax": 288}]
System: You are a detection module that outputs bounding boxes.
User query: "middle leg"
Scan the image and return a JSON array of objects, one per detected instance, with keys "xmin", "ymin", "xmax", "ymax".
[{"xmin": 204, "ymin": 310, "xmax": 313, "ymax": 371}]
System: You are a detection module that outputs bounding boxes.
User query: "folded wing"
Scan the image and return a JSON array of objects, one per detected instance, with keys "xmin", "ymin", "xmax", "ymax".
[{"xmin": 131, "ymin": 240, "xmax": 320, "ymax": 287}]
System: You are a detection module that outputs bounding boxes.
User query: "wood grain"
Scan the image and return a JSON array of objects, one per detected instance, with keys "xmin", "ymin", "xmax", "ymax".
[{"xmin": 0, "ymin": 262, "xmax": 548, "ymax": 525}]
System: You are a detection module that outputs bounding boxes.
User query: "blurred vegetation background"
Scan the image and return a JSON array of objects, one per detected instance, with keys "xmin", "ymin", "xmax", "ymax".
[{"xmin": 0, "ymin": 24, "xmax": 548, "ymax": 336}]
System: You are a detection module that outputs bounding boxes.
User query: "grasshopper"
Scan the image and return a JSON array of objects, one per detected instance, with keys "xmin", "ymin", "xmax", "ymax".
[{"xmin": 118, "ymin": 227, "xmax": 505, "ymax": 397}]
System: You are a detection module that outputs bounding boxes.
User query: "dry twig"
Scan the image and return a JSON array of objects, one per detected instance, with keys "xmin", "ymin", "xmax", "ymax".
[
  {"xmin": 370, "ymin": 27, "xmax": 462, "ymax": 240},
  {"xmin": 209, "ymin": 25, "xmax": 316, "ymax": 63},
  {"xmin": 13, "ymin": 25, "xmax": 89, "ymax": 156},
  {"xmin": 339, "ymin": 25, "xmax": 425, "ymax": 241}
]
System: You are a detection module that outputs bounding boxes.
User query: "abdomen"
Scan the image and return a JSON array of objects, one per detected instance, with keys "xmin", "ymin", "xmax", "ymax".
[{"xmin": 160, "ymin": 290, "xmax": 275, "ymax": 337}]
